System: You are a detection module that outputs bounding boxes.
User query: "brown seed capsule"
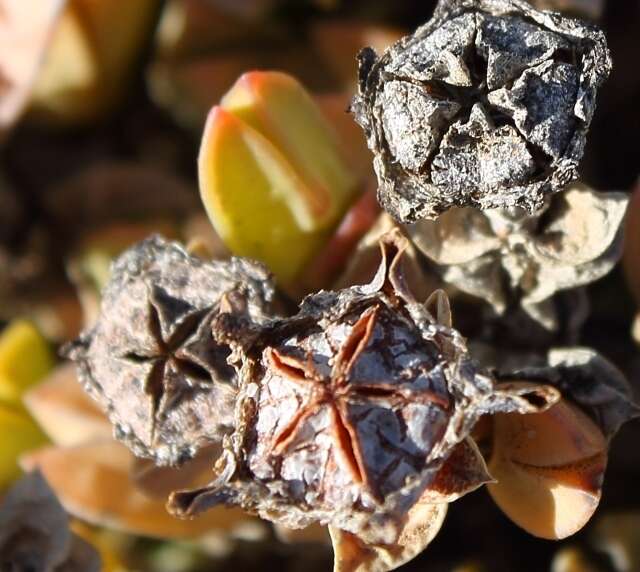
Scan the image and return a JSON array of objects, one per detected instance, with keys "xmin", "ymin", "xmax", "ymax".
[
  {"xmin": 352, "ymin": 0, "xmax": 611, "ymax": 222},
  {"xmin": 66, "ymin": 235, "xmax": 275, "ymax": 466},
  {"xmin": 169, "ymin": 230, "xmax": 558, "ymax": 542}
]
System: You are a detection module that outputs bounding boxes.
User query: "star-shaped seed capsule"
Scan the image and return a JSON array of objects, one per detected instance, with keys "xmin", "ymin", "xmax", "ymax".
[
  {"xmin": 170, "ymin": 230, "xmax": 559, "ymax": 542},
  {"xmin": 253, "ymin": 304, "xmax": 451, "ymax": 504},
  {"xmin": 352, "ymin": 0, "xmax": 611, "ymax": 222},
  {"xmin": 67, "ymin": 236, "xmax": 275, "ymax": 466}
]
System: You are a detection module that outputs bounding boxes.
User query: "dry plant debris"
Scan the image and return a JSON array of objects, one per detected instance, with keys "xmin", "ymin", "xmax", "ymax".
[
  {"xmin": 66, "ymin": 236, "xmax": 275, "ymax": 466},
  {"xmin": 408, "ymin": 183, "xmax": 628, "ymax": 330},
  {"xmin": 0, "ymin": 471, "xmax": 101, "ymax": 571},
  {"xmin": 352, "ymin": 0, "xmax": 611, "ymax": 222}
]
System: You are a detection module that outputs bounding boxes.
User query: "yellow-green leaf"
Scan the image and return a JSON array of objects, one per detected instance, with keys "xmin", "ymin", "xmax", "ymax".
[
  {"xmin": 199, "ymin": 72, "xmax": 360, "ymax": 285},
  {"xmin": 199, "ymin": 105, "xmax": 329, "ymax": 283},
  {"xmin": 0, "ymin": 403, "xmax": 47, "ymax": 489},
  {"xmin": 221, "ymin": 71, "xmax": 357, "ymax": 229},
  {"xmin": 0, "ymin": 320, "xmax": 55, "ymax": 407}
]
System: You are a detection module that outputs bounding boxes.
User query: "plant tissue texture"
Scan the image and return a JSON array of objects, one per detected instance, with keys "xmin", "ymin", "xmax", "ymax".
[
  {"xmin": 352, "ymin": 0, "xmax": 611, "ymax": 222},
  {"xmin": 168, "ymin": 231, "xmax": 558, "ymax": 543},
  {"xmin": 66, "ymin": 236, "xmax": 275, "ymax": 466}
]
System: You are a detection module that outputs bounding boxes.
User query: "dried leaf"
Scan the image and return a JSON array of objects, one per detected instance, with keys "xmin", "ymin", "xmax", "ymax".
[
  {"xmin": 352, "ymin": 0, "xmax": 611, "ymax": 221},
  {"xmin": 329, "ymin": 502, "xmax": 447, "ymax": 572},
  {"xmin": 66, "ymin": 236, "xmax": 275, "ymax": 466},
  {"xmin": 488, "ymin": 396, "xmax": 607, "ymax": 539},
  {"xmin": 0, "ymin": 0, "xmax": 66, "ymax": 137},
  {"xmin": 23, "ymin": 363, "xmax": 111, "ymax": 448},
  {"xmin": 20, "ymin": 441, "xmax": 259, "ymax": 540},
  {"xmin": 0, "ymin": 471, "xmax": 101, "ymax": 571}
]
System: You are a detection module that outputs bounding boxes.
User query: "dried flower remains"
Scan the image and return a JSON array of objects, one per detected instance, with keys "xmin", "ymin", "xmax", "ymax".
[
  {"xmin": 352, "ymin": 0, "xmax": 611, "ymax": 222},
  {"xmin": 66, "ymin": 235, "xmax": 275, "ymax": 466},
  {"xmin": 408, "ymin": 184, "xmax": 628, "ymax": 330},
  {"xmin": 168, "ymin": 231, "xmax": 558, "ymax": 545}
]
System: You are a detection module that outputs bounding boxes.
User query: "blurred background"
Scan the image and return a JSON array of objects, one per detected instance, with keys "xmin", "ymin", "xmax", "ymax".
[{"xmin": 0, "ymin": 1, "xmax": 639, "ymax": 571}]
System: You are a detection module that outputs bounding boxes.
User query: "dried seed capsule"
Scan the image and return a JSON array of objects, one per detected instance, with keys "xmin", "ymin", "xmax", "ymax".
[
  {"xmin": 169, "ymin": 230, "xmax": 558, "ymax": 542},
  {"xmin": 352, "ymin": 0, "xmax": 611, "ymax": 222},
  {"xmin": 409, "ymin": 184, "xmax": 628, "ymax": 331},
  {"xmin": 66, "ymin": 235, "xmax": 275, "ymax": 466}
]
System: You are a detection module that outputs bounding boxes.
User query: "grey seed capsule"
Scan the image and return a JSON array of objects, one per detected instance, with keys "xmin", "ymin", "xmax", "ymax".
[
  {"xmin": 352, "ymin": 0, "xmax": 611, "ymax": 222},
  {"xmin": 65, "ymin": 235, "xmax": 275, "ymax": 466}
]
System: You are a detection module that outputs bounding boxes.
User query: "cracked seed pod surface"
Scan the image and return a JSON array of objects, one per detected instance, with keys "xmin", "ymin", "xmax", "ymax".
[
  {"xmin": 352, "ymin": 0, "xmax": 611, "ymax": 222},
  {"xmin": 66, "ymin": 235, "xmax": 275, "ymax": 466},
  {"xmin": 169, "ymin": 231, "xmax": 559, "ymax": 542}
]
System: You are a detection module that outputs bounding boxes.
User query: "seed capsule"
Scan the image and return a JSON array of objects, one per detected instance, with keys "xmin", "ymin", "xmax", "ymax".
[
  {"xmin": 352, "ymin": 0, "xmax": 611, "ymax": 222},
  {"xmin": 169, "ymin": 230, "xmax": 558, "ymax": 542},
  {"xmin": 66, "ymin": 235, "xmax": 275, "ymax": 466}
]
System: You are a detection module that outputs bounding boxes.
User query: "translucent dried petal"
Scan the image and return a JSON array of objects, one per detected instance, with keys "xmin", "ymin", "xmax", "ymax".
[
  {"xmin": 527, "ymin": 186, "xmax": 628, "ymax": 303},
  {"xmin": 408, "ymin": 207, "xmax": 499, "ymax": 266},
  {"xmin": 329, "ymin": 502, "xmax": 447, "ymax": 572},
  {"xmin": 409, "ymin": 184, "xmax": 628, "ymax": 331},
  {"xmin": 352, "ymin": 0, "xmax": 611, "ymax": 222},
  {"xmin": 420, "ymin": 438, "xmax": 492, "ymax": 503},
  {"xmin": 66, "ymin": 235, "xmax": 275, "ymax": 466}
]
